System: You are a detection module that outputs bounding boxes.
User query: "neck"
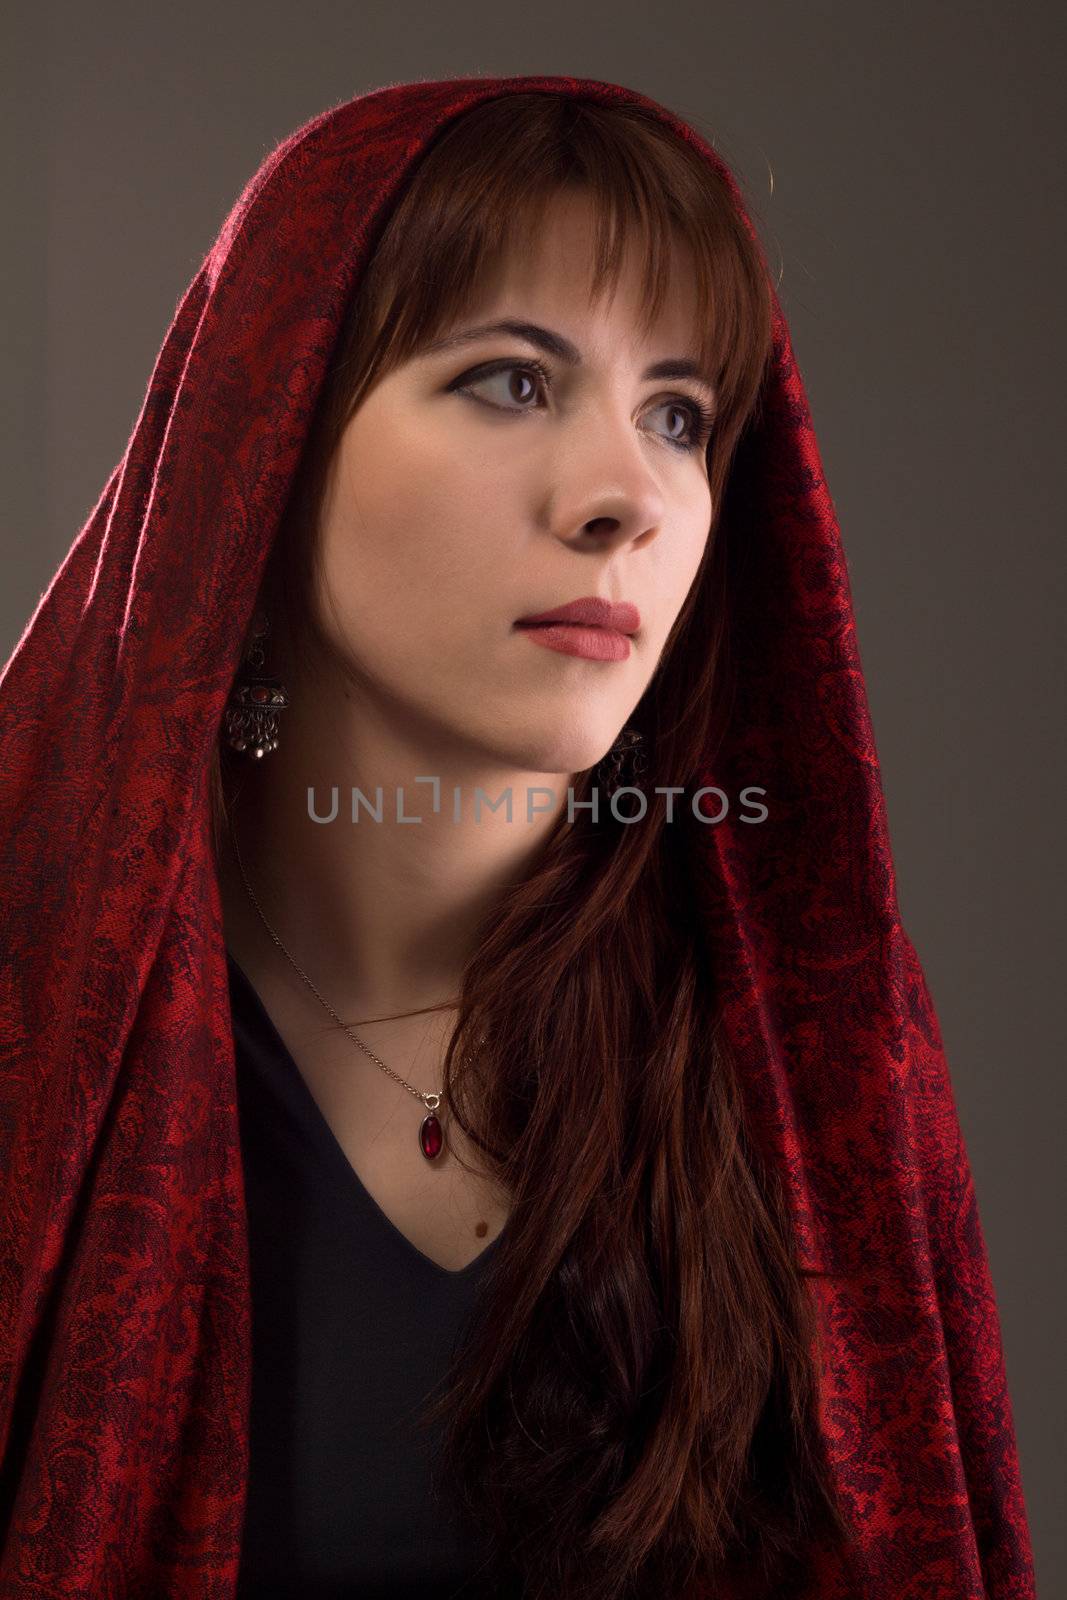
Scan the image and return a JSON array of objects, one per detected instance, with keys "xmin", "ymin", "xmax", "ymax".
[{"xmin": 217, "ymin": 678, "xmax": 571, "ymax": 1021}]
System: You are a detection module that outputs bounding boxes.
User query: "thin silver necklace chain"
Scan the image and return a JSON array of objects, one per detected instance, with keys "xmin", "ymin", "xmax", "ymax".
[{"xmin": 230, "ymin": 822, "xmax": 445, "ymax": 1115}]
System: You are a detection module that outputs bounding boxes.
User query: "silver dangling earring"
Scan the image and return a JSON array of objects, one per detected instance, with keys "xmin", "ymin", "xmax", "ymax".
[
  {"xmin": 224, "ymin": 610, "xmax": 290, "ymax": 759},
  {"xmin": 595, "ymin": 725, "xmax": 648, "ymax": 797}
]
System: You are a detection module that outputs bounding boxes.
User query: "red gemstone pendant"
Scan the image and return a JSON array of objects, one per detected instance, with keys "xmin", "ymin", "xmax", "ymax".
[{"xmin": 419, "ymin": 1112, "xmax": 444, "ymax": 1160}]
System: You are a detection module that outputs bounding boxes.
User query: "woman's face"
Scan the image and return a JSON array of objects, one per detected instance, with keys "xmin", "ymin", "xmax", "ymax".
[{"xmin": 313, "ymin": 187, "xmax": 715, "ymax": 787}]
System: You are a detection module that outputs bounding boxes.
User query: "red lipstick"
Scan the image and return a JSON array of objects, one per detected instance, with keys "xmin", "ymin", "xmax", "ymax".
[
  {"xmin": 516, "ymin": 596, "xmax": 640, "ymax": 632},
  {"xmin": 514, "ymin": 595, "xmax": 640, "ymax": 662}
]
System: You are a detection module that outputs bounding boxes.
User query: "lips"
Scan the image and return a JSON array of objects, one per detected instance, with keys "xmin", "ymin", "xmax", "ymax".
[
  {"xmin": 515, "ymin": 596, "xmax": 641, "ymax": 634},
  {"xmin": 516, "ymin": 622, "xmax": 631, "ymax": 662}
]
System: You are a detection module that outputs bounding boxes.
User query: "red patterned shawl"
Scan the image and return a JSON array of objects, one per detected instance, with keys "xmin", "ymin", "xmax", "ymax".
[{"xmin": 0, "ymin": 74, "xmax": 1035, "ymax": 1598}]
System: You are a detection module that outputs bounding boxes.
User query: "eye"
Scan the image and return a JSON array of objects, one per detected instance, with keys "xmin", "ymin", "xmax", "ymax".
[
  {"xmin": 458, "ymin": 361, "xmax": 544, "ymax": 412},
  {"xmin": 652, "ymin": 398, "xmax": 716, "ymax": 453},
  {"xmin": 448, "ymin": 359, "xmax": 714, "ymax": 454}
]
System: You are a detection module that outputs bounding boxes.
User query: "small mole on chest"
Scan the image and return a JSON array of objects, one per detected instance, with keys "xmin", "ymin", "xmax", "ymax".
[{"xmin": 474, "ymin": 1220, "xmax": 488, "ymax": 1238}]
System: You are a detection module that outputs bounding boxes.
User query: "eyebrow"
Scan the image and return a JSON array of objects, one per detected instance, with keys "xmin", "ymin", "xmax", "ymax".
[{"xmin": 421, "ymin": 318, "xmax": 717, "ymax": 402}]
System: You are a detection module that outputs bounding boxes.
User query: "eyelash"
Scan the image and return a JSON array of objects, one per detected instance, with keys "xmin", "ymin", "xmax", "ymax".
[{"xmin": 449, "ymin": 358, "xmax": 715, "ymax": 455}]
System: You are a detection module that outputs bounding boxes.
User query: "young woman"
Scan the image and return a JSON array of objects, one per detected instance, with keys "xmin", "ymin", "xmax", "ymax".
[{"xmin": 0, "ymin": 75, "xmax": 1035, "ymax": 1600}]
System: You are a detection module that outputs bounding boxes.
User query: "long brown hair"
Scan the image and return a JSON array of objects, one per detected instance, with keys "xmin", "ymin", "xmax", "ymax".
[{"xmin": 211, "ymin": 92, "xmax": 854, "ymax": 1598}]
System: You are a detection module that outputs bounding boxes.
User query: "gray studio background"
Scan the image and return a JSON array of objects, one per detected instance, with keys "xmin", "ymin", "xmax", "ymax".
[{"xmin": 4, "ymin": 4, "xmax": 1063, "ymax": 1589}]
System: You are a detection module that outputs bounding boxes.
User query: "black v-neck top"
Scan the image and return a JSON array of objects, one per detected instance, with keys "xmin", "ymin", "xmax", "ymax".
[{"xmin": 226, "ymin": 949, "xmax": 506, "ymax": 1599}]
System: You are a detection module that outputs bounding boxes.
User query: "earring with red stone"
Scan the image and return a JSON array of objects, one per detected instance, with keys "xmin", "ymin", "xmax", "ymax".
[{"xmin": 224, "ymin": 610, "xmax": 290, "ymax": 759}]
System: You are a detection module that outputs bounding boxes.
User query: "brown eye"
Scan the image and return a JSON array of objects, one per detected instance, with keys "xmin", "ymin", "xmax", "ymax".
[
  {"xmin": 463, "ymin": 365, "xmax": 543, "ymax": 408},
  {"xmin": 450, "ymin": 359, "xmax": 548, "ymax": 411}
]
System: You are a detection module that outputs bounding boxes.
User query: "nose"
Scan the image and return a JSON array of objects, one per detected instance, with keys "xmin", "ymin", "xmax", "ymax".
[{"xmin": 546, "ymin": 409, "xmax": 668, "ymax": 552}]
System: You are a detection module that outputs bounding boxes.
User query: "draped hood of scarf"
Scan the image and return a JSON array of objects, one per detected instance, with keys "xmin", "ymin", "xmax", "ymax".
[{"xmin": 0, "ymin": 73, "xmax": 1035, "ymax": 1599}]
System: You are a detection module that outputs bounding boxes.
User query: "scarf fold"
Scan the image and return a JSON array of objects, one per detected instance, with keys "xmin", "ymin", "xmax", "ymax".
[{"xmin": 0, "ymin": 74, "xmax": 1035, "ymax": 1598}]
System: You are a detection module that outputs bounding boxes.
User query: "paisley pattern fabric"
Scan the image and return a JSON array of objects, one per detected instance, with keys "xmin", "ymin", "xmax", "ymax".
[{"xmin": 0, "ymin": 74, "xmax": 1035, "ymax": 1597}]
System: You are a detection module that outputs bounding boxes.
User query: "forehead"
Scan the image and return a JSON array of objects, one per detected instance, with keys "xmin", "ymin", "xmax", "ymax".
[{"xmin": 458, "ymin": 188, "xmax": 702, "ymax": 352}]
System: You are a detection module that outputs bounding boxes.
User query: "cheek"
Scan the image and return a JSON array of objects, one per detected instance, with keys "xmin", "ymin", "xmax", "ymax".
[
  {"xmin": 315, "ymin": 469, "xmax": 494, "ymax": 663},
  {"xmin": 686, "ymin": 524, "xmax": 713, "ymax": 591},
  {"xmin": 660, "ymin": 512, "xmax": 712, "ymax": 608}
]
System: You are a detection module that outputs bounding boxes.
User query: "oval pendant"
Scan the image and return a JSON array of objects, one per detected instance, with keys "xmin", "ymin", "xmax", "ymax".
[{"xmin": 419, "ymin": 1112, "xmax": 444, "ymax": 1161}]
